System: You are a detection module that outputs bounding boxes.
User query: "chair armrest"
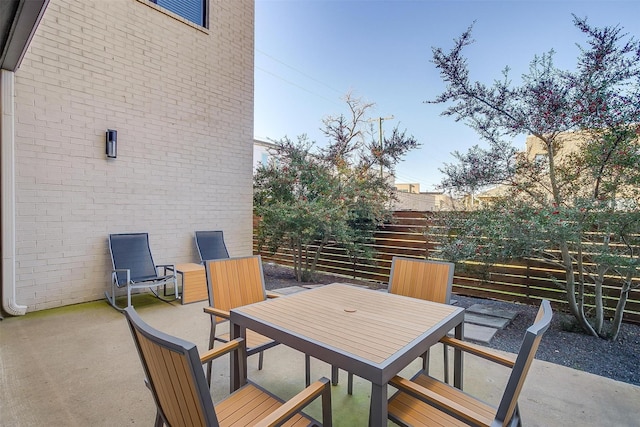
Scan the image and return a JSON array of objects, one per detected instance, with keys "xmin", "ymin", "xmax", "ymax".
[
  {"xmin": 440, "ymin": 336, "xmax": 515, "ymax": 368},
  {"xmin": 112, "ymin": 269, "xmax": 130, "ymax": 286},
  {"xmin": 156, "ymin": 264, "xmax": 176, "ymax": 275},
  {"xmin": 265, "ymin": 291, "xmax": 280, "ymax": 299},
  {"xmin": 389, "ymin": 375, "xmax": 493, "ymax": 426},
  {"xmin": 200, "ymin": 338, "xmax": 244, "ymax": 364},
  {"xmin": 253, "ymin": 377, "xmax": 332, "ymax": 427},
  {"xmin": 203, "ymin": 306, "xmax": 230, "ymax": 319}
]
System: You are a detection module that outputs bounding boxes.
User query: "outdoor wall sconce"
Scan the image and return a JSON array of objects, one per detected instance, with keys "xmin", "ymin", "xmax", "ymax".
[{"xmin": 106, "ymin": 129, "xmax": 117, "ymax": 158}]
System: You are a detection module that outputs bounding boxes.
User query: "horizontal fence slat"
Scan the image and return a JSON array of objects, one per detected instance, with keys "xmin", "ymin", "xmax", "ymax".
[{"xmin": 254, "ymin": 211, "xmax": 640, "ymax": 325}]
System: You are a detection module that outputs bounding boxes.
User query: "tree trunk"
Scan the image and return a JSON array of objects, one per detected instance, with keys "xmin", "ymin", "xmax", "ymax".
[
  {"xmin": 594, "ymin": 266, "xmax": 606, "ymax": 335},
  {"xmin": 309, "ymin": 238, "xmax": 328, "ymax": 280},
  {"xmin": 293, "ymin": 239, "xmax": 303, "ymax": 282},
  {"xmin": 610, "ymin": 276, "xmax": 632, "ymax": 341},
  {"xmin": 561, "ymin": 241, "xmax": 598, "ymax": 336}
]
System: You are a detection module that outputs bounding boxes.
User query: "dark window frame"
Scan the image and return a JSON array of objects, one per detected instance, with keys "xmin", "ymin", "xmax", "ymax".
[{"xmin": 150, "ymin": 0, "xmax": 208, "ymax": 29}]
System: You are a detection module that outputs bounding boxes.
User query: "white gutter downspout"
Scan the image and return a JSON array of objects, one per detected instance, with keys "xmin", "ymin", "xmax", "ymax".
[{"xmin": 1, "ymin": 69, "xmax": 26, "ymax": 315}]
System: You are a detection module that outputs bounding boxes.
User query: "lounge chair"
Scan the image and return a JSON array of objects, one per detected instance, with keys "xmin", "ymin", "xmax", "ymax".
[
  {"xmin": 124, "ymin": 306, "xmax": 332, "ymax": 426},
  {"xmin": 195, "ymin": 230, "xmax": 230, "ymax": 262},
  {"xmin": 106, "ymin": 233, "xmax": 178, "ymax": 311}
]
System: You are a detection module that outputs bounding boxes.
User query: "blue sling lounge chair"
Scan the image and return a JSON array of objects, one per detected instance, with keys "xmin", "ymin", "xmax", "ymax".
[{"xmin": 106, "ymin": 233, "xmax": 178, "ymax": 311}]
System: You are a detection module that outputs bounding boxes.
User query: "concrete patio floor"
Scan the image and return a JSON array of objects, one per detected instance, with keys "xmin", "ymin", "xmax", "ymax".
[{"xmin": 1, "ymin": 292, "xmax": 639, "ymax": 426}]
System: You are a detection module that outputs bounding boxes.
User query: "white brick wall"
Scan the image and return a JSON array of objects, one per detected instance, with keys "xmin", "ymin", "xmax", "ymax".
[{"xmin": 13, "ymin": 0, "xmax": 255, "ymax": 310}]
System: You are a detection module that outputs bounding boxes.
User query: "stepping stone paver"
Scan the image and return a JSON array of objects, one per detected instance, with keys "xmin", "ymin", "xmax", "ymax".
[
  {"xmin": 466, "ymin": 304, "xmax": 518, "ymax": 320},
  {"xmin": 463, "ymin": 323, "xmax": 499, "ymax": 343},
  {"xmin": 464, "ymin": 312, "xmax": 511, "ymax": 329}
]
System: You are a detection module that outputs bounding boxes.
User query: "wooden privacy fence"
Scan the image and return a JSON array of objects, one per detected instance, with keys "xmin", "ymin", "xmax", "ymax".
[{"xmin": 254, "ymin": 211, "xmax": 640, "ymax": 324}]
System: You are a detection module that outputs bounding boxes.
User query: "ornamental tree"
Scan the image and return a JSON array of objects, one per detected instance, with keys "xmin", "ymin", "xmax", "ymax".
[
  {"xmin": 430, "ymin": 16, "xmax": 640, "ymax": 339},
  {"xmin": 254, "ymin": 95, "xmax": 419, "ymax": 282}
]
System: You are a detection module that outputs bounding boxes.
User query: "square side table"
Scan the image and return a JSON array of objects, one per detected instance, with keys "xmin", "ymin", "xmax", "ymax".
[{"xmin": 174, "ymin": 263, "xmax": 207, "ymax": 304}]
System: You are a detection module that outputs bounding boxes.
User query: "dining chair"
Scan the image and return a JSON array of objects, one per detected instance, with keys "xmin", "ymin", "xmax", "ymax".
[
  {"xmin": 124, "ymin": 306, "xmax": 332, "ymax": 427},
  {"xmin": 106, "ymin": 233, "xmax": 178, "ymax": 311},
  {"xmin": 387, "ymin": 299, "xmax": 553, "ymax": 427},
  {"xmin": 388, "ymin": 257, "xmax": 455, "ymax": 374},
  {"xmin": 347, "ymin": 256, "xmax": 454, "ymax": 394},
  {"xmin": 203, "ymin": 255, "xmax": 311, "ymax": 386}
]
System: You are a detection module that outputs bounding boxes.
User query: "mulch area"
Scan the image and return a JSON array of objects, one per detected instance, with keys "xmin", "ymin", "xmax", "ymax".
[{"xmin": 261, "ymin": 262, "xmax": 640, "ymax": 386}]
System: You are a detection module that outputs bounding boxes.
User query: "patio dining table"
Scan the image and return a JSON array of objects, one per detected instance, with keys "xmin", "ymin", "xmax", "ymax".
[{"xmin": 229, "ymin": 283, "xmax": 465, "ymax": 426}]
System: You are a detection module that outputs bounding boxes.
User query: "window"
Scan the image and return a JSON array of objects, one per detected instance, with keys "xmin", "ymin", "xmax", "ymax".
[{"xmin": 152, "ymin": 0, "xmax": 206, "ymax": 27}]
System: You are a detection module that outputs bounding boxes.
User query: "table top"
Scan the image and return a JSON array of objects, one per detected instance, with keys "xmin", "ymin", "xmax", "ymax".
[{"xmin": 230, "ymin": 283, "xmax": 464, "ymax": 384}]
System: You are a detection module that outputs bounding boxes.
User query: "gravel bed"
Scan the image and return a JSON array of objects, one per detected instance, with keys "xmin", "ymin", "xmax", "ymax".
[{"xmin": 262, "ymin": 262, "xmax": 640, "ymax": 386}]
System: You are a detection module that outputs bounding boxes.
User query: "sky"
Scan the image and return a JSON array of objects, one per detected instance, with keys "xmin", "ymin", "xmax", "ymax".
[{"xmin": 254, "ymin": 0, "xmax": 640, "ymax": 191}]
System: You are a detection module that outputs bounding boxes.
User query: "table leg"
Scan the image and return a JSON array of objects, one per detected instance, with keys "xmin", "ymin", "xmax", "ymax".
[
  {"xmin": 454, "ymin": 321, "xmax": 464, "ymax": 390},
  {"xmin": 331, "ymin": 365, "xmax": 339, "ymax": 385},
  {"xmin": 229, "ymin": 322, "xmax": 247, "ymax": 393},
  {"xmin": 368, "ymin": 383, "xmax": 387, "ymax": 426}
]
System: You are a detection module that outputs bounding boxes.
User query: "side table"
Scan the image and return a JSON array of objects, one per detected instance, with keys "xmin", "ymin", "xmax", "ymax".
[{"xmin": 173, "ymin": 263, "xmax": 207, "ymax": 304}]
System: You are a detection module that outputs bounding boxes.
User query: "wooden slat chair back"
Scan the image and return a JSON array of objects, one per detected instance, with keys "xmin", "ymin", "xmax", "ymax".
[
  {"xmin": 388, "ymin": 257, "xmax": 454, "ymax": 304},
  {"xmin": 106, "ymin": 233, "xmax": 178, "ymax": 311},
  {"xmin": 207, "ymin": 255, "xmax": 266, "ymax": 317},
  {"xmin": 124, "ymin": 307, "xmax": 332, "ymax": 427},
  {"xmin": 388, "ymin": 300, "xmax": 553, "ymax": 427},
  {"xmin": 195, "ymin": 230, "xmax": 230, "ymax": 263},
  {"xmin": 125, "ymin": 307, "xmax": 218, "ymax": 426},
  {"xmin": 204, "ymin": 255, "xmax": 280, "ymax": 385}
]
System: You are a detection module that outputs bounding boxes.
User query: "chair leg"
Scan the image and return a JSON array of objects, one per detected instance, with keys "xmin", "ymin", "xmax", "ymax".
[
  {"xmin": 422, "ymin": 349, "xmax": 430, "ymax": 373},
  {"xmin": 206, "ymin": 321, "xmax": 216, "ymax": 386},
  {"xmin": 443, "ymin": 343, "xmax": 449, "ymax": 384},
  {"xmin": 172, "ymin": 276, "xmax": 179, "ymax": 300},
  {"xmin": 511, "ymin": 404, "xmax": 522, "ymax": 427},
  {"xmin": 422, "ymin": 346, "xmax": 449, "ymax": 383},
  {"xmin": 305, "ymin": 354, "xmax": 311, "ymax": 387},
  {"xmin": 105, "ymin": 286, "xmax": 125, "ymax": 312},
  {"xmin": 206, "ymin": 360, "xmax": 213, "ymax": 386},
  {"xmin": 258, "ymin": 350, "xmax": 264, "ymax": 370},
  {"xmin": 154, "ymin": 411, "xmax": 163, "ymax": 427}
]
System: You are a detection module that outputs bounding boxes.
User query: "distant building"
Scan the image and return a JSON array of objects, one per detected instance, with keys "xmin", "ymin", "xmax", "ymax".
[
  {"xmin": 254, "ymin": 139, "xmax": 277, "ymax": 170},
  {"xmin": 461, "ymin": 185, "xmax": 510, "ymax": 209},
  {"xmin": 466, "ymin": 130, "xmax": 640, "ymax": 209},
  {"xmin": 393, "ymin": 190, "xmax": 455, "ymax": 211},
  {"xmin": 395, "ymin": 183, "xmax": 420, "ymax": 194}
]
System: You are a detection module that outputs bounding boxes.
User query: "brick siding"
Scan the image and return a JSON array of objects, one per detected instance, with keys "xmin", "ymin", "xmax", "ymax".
[{"xmin": 13, "ymin": 0, "xmax": 254, "ymax": 310}]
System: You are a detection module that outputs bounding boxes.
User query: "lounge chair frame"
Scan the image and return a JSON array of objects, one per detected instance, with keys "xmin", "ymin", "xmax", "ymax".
[{"xmin": 106, "ymin": 233, "xmax": 178, "ymax": 311}]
